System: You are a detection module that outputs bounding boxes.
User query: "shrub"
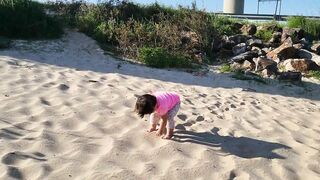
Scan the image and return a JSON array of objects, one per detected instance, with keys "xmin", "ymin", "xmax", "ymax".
[
  {"xmin": 288, "ymin": 16, "xmax": 320, "ymax": 40},
  {"xmin": 0, "ymin": 0, "xmax": 63, "ymax": 39},
  {"xmin": 255, "ymin": 30, "xmax": 273, "ymax": 42},
  {"xmin": 212, "ymin": 16, "xmax": 241, "ymax": 36},
  {"xmin": 138, "ymin": 47, "xmax": 191, "ymax": 68}
]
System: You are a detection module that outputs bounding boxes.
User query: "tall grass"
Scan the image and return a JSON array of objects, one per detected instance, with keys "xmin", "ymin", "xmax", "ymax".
[
  {"xmin": 0, "ymin": 0, "xmax": 63, "ymax": 39},
  {"xmin": 288, "ymin": 16, "xmax": 320, "ymax": 40}
]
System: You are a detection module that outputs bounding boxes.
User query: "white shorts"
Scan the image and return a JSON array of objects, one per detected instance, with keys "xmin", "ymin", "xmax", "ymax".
[{"xmin": 150, "ymin": 102, "xmax": 181, "ymax": 129}]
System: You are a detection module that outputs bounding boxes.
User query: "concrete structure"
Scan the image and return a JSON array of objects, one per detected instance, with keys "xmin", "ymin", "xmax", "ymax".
[{"xmin": 223, "ymin": 0, "xmax": 245, "ymax": 14}]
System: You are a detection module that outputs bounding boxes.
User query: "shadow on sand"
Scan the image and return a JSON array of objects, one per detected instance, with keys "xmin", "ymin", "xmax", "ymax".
[
  {"xmin": 1, "ymin": 31, "xmax": 320, "ymax": 101},
  {"xmin": 173, "ymin": 127, "xmax": 291, "ymax": 159}
]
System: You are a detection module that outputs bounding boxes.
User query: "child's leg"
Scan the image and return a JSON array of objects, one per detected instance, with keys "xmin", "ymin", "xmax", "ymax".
[
  {"xmin": 148, "ymin": 113, "xmax": 160, "ymax": 132},
  {"xmin": 164, "ymin": 102, "xmax": 180, "ymax": 139},
  {"xmin": 156, "ymin": 117, "xmax": 167, "ymax": 136}
]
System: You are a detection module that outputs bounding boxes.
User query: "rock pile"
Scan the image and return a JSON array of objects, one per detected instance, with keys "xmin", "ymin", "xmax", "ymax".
[{"xmin": 217, "ymin": 24, "xmax": 320, "ymax": 81}]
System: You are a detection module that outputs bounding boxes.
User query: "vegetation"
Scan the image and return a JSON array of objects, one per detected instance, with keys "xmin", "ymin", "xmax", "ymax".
[
  {"xmin": 219, "ymin": 63, "xmax": 232, "ymax": 73},
  {"xmin": 308, "ymin": 70, "xmax": 320, "ymax": 80},
  {"xmin": 138, "ymin": 47, "xmax": 191, "ymax": 68},
  {"xmin": 255, "ymin": 30, "xmax": 273, "ymax": 42},
  {"xmin": 288, "ymin": 16, "xmax": 320, "ymax": 40},
  {"xmin": 231, "ymin": 70, "xmax": 267, "ymax": 84},
  {"xmin": 0, "ymin": 0, "xmax": 63, "ymax": 39}
]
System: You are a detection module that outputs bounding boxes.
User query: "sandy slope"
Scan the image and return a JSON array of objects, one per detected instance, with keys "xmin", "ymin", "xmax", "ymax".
[{"xmin": 0, "ymin": 30, "xmax": 319, "ymax": 180}]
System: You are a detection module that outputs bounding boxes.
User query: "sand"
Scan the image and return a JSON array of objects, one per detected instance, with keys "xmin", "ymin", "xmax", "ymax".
[{"xmin": 0, "ymin": 30, "xmax": 320, "ymax": 180}]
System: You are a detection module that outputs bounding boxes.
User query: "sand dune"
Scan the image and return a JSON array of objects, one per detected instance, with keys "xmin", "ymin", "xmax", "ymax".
[{"xmin": 0, "ymin": 30, "xmax": 320, "ymax": 179}]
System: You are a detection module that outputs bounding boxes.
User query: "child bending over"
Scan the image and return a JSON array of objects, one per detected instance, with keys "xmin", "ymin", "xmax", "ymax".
[{"xmin": 135, "ymin": 92, "xmax": 181, "ymax": 139}]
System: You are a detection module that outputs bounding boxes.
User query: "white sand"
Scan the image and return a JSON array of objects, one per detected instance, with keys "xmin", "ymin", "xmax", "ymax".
[{"xmin": 0, "ymin": 30, "xmax": 320, "ymax": 180}]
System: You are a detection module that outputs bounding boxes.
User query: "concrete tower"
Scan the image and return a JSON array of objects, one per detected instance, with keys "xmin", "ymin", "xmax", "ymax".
[{"xmin": 223, "ymin": 0, "xmax": 245, "ymax": 14}]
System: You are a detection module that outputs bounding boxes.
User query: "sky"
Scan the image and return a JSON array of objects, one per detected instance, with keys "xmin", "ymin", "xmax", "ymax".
[
  {"xmin": 131, "ymin": 0, "xmax": 320, "ymax": 16},
  {"xmin": 40, "ymin": 0, "xmax": 320, "ymax": 16}
]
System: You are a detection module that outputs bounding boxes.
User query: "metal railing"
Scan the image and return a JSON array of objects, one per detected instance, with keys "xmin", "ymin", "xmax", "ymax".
[{"xmin": 214, "ymin": 13, "xmax": 320, "ymax": 21}]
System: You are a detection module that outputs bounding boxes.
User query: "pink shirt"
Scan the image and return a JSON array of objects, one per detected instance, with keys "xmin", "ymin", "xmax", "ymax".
[{"xmin": 153, "ymin": 92, "xmax": 180, "ymax": 116}]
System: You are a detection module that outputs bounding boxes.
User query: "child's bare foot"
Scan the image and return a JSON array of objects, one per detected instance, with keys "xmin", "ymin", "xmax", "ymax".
[
  {"xmin": 162, "ymin": 129, "xmax": 174, "ymax": 139},
  {"xmin": 147, "ymin": 124, "xmax": 157, "ymax": 133},
  {"xmin": 147, "ymin": 127, "xmax": 157, "ymax": 132},
  {"xmin": 156, "ymin": 129, "xmax": 164, "ymax": 136}
]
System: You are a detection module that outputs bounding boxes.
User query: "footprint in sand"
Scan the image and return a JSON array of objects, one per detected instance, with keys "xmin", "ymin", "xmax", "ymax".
[
  {"xmin": 196, "ymin": 116, "xmax": 205, "ymax": 122},
  {"xmin": 7, "ymin": 166, "xmax": 23, "ymax": 179},
  {"xmin": 177, "ymin": 114, "xmax": 187, "ymax": 121},
  {"xmin": 40, "ymin": 97, "xmax": 51, "ymax": 106},
  {"xmin": 228, "ymin": 170, "xmax": 237, "ymax": 180},
  {"xmin": 59, "ymin": 84, "xmax": 69, "ymax": 91}
]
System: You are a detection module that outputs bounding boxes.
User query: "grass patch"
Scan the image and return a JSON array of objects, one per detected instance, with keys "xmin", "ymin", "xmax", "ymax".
[
  {"xmin": 219, "ymin": 63, "xmax": 232, "ymax": 73},
  {"xmin": 0, "ymin": 0, "xmax": 63, "ymax": 39},
  {"xmin": 231, "ymin": 70, "xmax": 267, "ymax": 84},
  {"xmin": 308, "ymin": 70, "xmax": 320, "ymax": 80}
]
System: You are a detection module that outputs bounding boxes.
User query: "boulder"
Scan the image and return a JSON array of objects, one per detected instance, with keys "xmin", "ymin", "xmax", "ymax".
[
  {"xmin": 232, "ymin": 43, "xmax": 247, "ymax": 55},
  {"xmin": 280, "ymin": 58, "xmax": 319, "ymax": 72},
  {"xmin": 241, "ymin": 24, "xmax": 257, "ymax": 35},
  {"xmin": 253, "ymin": 56, "xmax": 277, "ymax": 73},
  {"xmin": 277, "ymin": 71, "xmax": 302, "ymax": 81},
  {"xmin": 230, "ymin": 60, "xmax": 255, "ymax": 71},
  {"xmin": 293, "ymin": 43, "xmax": 304, "ymax": 50},
  {"xmin": 298, "ymin": 49, "xmax": 320, "ymax": 66},
  {"xmin": 231, "ymin": 51, "xmax": 259, "ymax": 63},
  {"xmin": 219, "ymin": 35, "xmax": 236, "ymax": 50},
  {"xmin": 311, "ymin": 43, "xmax": 320, "ymax": 54},
  {"xmin": 247, "ymin": 38, "xmax": 263, "ymax": 48},
  {"xmin": 242, "ymin": 60, "xmax": 255, "ymax": 70},
  {"xmin": 229, "ymin": 34, "xmax": 248, "ymax": 44},
  {"xmin": 261, "ymin": 69, "xmax": 275, "ymax": 78},
  {"xmin": 281, "ymin": 27, "xmax": 305, "ymax": 43},
  {"xmin": 0, "ymin": 36, "xmax": 11, "ymax": 49},
  {"xmin": 269, "ymin": 32, "xmax": 282, "ymax": 44},
  {"xmin": 266, "ymin": 38, "xmax": 297, "ymax": 63},
  {"xmin": 252, "ymin": 46, "xmax": 266, "ymax": 56}
]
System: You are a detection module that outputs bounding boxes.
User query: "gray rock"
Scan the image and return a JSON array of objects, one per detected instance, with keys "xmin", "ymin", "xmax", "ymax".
[
  {"xmin": 269, "ymin": 32, "xmax": 282, "ymax": 44},
  {"xmin": 298, "ymin": 49, "xmax": 320, "ymax": 66},
  {"xmin": 252, "ymin": 46, "xmax": 266, "ymax": 56},
  {"xmin": 232, "ymin": 43, "xmax": 247, "ymax": 55},
  {"xmin": 311, "ymin": 43, "xmax": 320, "ymax": 54},
  {"xmin": 253, "ymin": 57, "xmax": 277, "ymax": 73},
  {"xmin": 229, "ymin": 34, "xmax": 248, "ymax": 44},
  {"xmin": 231, "ymin": 51, "xmax": 259, "ymax": 63},
  {"xmin": 247, "ymin": 38, "xmax": 263, "ymax": 48},
  {"xmin": 277, "ymin": 71, "xmax": 302, "ymax": 81}
]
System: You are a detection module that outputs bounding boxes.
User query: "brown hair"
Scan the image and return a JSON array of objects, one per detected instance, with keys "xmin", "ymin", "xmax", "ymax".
[{"xmin": 134, "ymin": 94, "xmax": 157, "ymax": 118}]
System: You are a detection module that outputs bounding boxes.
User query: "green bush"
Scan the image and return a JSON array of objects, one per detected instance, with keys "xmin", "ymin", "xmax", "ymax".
[
  {"xmin": 138, "ymin": 47, "xmax": 191, "ymax": 68},
  {"xmin": 288, "ymin": 16, "xmax": 320, "ymax": 40},
  {"xmin": 255, "ymin": 30, "xmax": 273, "ymax": 42},
  {"xmin": 0, "ymin": 0, "xmax": 63, "ymax": 39},
  {"xmin": 212, "ymin": 16, "xmax": 241, "ymax": 36}
]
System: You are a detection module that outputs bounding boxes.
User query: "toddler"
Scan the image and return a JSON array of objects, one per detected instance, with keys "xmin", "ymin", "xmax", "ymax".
[{"xmin": 135, "ymin": 91, "xmax": 180, "ymax": 139}]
